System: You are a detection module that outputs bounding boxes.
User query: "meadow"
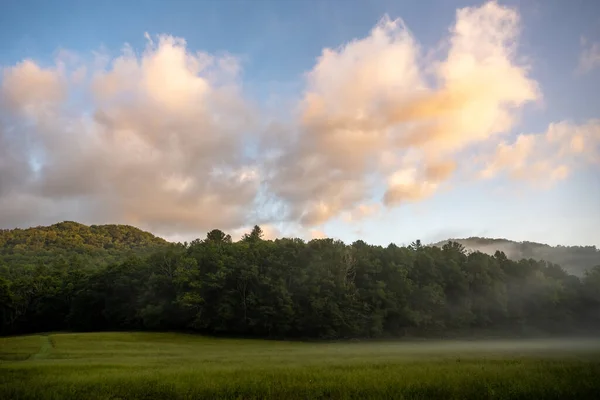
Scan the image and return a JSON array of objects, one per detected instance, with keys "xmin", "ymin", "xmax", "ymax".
[{"xmin": 1, "ymin": 332, "xmax": 600, "ymax": 399}]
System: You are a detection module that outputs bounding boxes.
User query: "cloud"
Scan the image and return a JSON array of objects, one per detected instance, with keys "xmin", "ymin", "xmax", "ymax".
[
  {"xmin": 310, "ymin": 229, "xmax": 327, "ymax": 240},
  {"xmin": 0, "ymin": 1, "xmax": 598, "ymax": 237},
  {"xmin": 266, "ymin": 0, "xmax": 539, "ymax": 226},
  {"xmin": 1, "ymin": 60, "xmax": 66, "ymax": 112},
  {"xmin": 577, "ymin": 37, "xmax": 600, "ymax": 74},
  {"xmin": 342, "ymin": 203, "xmax": 381, "ymax": 223},
  {"xmin": 479, "ymin": 119, "xmax": 600, "ymax": 183},
  {"xmin": 0, "ymin": 34, "xmax": 257, "ymax": 235},
  {"xmin": 384, "ymin": 167, "xmax": 444, "ymax": 206}
]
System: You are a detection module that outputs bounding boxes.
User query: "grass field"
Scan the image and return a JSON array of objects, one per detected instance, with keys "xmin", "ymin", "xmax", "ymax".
[{"xmin": 1, "ymin": 333, "xmax": 600, "ymax": 399}]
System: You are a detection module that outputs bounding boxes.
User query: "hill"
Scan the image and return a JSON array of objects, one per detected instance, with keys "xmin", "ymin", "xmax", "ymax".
[
  {"xmin": 432, "ymin": 237, "xmax": 600, "ymax": 276},
  {"xmin": 0, "ymin": 221, "xmax": 168, "ymax": 270}
]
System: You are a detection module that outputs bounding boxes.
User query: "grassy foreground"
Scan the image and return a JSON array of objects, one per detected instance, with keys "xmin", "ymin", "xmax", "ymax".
[{"xmin": 1, "ymin": 333, "xmax": 600, "ymax": 399}]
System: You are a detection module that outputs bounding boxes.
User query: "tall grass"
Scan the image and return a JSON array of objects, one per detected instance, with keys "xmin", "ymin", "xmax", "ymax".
[{"xmin": 1, "ymin": 332, "xmax": 599, "ymax": 399}]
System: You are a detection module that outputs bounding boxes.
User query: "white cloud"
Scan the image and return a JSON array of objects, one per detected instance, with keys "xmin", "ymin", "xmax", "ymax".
[
  {"xmin": 578, "ymin": 37, "xmax": 600, "ymax": 74},
  {"xmin": 0, "ymin": 34, "xmax": 257, "ymax": 236}
]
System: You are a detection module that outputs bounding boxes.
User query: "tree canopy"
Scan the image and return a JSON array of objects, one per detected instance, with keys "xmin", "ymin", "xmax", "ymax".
[{"xmin": 1, "ymin": 223, "xmax": 599, "ymax": 338}]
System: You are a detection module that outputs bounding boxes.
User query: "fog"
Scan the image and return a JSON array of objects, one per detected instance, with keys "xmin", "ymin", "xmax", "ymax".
[
  {"xmin": 318, "ymin": 337, "xmax": 600, "ymax": 360},
  {"xmin": 432, "ymin": 237, "xmax": 600, "ymax": 276}
]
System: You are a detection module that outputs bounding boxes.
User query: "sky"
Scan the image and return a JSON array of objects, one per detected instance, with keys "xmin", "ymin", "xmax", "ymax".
[{"xmin": 0, "ymin": 0, "xmax": 599, "ymax": 247}]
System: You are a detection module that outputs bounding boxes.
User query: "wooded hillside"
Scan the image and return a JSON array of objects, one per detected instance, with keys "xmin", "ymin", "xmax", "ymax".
[{"xmin": 0, "ymin": 221, "xmax": 168, "ymax": 271}]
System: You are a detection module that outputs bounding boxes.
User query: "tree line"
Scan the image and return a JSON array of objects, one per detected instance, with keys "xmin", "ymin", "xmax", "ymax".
[{"xmin": 1, "ymin": 225, "xmax": 599, "ymax": 338}]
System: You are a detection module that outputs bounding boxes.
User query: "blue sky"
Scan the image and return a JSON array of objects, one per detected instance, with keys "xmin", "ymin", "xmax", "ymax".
[{"xmin": 0, "ymin": 0, "xmax": 599, "ymax": 246}]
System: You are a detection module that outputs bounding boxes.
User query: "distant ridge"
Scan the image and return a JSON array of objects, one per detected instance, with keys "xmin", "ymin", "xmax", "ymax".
[
  {"xmin": 0, "ymin": 221, "xmax": 168, "ymax": 269},
  {"xmin": 432, "ymin": 237, "xmax": 600, "ymax": 276}
]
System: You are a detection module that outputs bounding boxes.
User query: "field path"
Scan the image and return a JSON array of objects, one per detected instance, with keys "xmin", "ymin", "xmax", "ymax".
[{"xmin": 29, "ymin": 335, "xmax": 54, "ymax": 360}]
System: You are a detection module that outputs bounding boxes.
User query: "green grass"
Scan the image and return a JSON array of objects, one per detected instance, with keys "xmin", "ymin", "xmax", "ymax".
[
  {"xmin": 0, "ymin": 335, "xmax": 45, "ymax": 361},
  {"xmin": 1, "ymin": 333, "xmax": 600, "ymax": 399}
]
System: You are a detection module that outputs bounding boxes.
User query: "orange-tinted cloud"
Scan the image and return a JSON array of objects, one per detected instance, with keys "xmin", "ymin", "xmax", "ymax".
[
  {"xmin": 267, "ymin": 0, "xmax": 540, "ymax": 225},
  {"xmin": 1, "ymin": 60, "xmax": 66, "ymax": 111},
  {"xmin": 480, "ymin": 120, "xmax": 600, "ymax": 183}
]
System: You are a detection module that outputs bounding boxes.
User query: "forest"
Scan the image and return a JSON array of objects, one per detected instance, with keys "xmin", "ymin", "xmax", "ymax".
[{"xmin": 1, "ymin": 222, "xmax": 599, "ymax": 338}]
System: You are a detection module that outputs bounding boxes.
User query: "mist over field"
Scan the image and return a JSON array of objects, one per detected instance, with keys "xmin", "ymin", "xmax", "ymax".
[{"xmin": 2, "ymin": 332, "xmax": 600, "ymax": 399}]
